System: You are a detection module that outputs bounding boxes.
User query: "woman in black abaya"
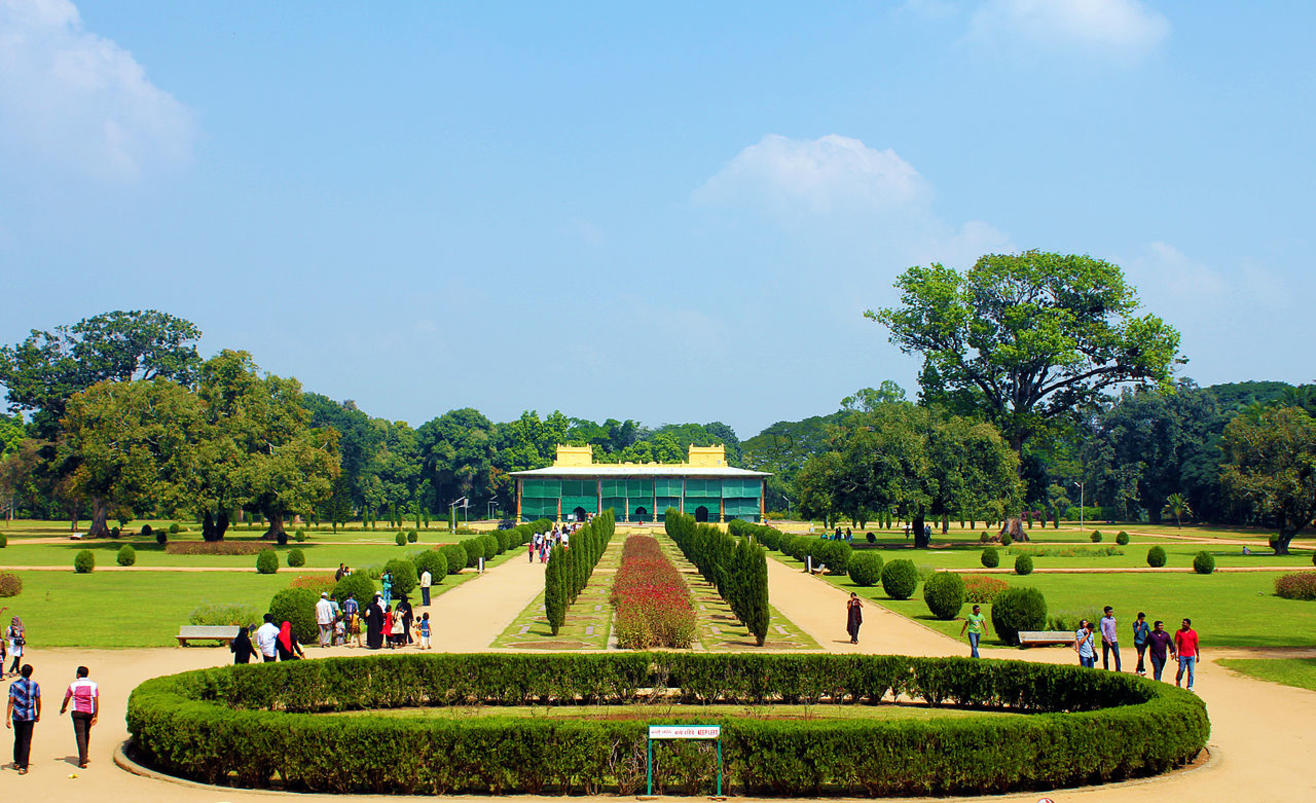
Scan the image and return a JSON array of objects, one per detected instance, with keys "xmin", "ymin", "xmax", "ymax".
[{"xmin": 365, "ymin": 593, "xmax": 385, "ymax": 649}]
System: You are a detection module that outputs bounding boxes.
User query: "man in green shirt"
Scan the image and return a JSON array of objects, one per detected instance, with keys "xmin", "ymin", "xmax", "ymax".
[{"xmin": 960, "ymin": 604, "xmax": 989, "ymax": 658}]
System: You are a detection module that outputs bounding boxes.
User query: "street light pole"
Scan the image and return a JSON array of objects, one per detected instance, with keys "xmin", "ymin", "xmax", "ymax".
[{"xmin": 1072, "ymin": 480, "xmax": 1085, "ymax": 532}]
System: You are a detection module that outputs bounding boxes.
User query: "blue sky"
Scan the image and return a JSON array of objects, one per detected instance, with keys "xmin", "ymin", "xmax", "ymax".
[{"xmin": 2, "ymin": 1, "xmax": 1313, "ymax": 436}]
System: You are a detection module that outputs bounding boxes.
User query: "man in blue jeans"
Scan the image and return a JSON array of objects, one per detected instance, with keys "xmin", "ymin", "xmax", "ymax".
[
  {"xmin": 1099, "ymin": 606, "xmax": 1121, "ymax": 671},
  {"xmin": 1075, "ymin": 620, "xmax": 1096, "ymax": 668},
  {"xmin": 6, "ymin": 663, "xmax": 41, "ymax": 775}
]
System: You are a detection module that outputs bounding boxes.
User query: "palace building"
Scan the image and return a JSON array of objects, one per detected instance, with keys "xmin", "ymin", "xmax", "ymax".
[{"xmin": 511, "ymin": 444, "xmax": 770, "ymax": 524}]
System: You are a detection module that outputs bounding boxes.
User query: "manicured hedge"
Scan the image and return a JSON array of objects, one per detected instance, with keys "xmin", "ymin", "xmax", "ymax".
[
  {"xmin": 922, "ymin": 572, "xmax": 965, "ymax": 620},
  {"xmin": 1014, "ymin": 554, "xmax": 1034, "ymax": 575},
  {"xmin": 880, "ymin": 559, "xmax": 919, "ymax": 600},
  {"xmin": 1275, "ymin": 572, "xmax": 1316, "ymax": 600},
  {"xmin": 545, "ymin": 511, "xmax": 616, "ymax": 635},
  {"xmin": 666, "ymin": 510, "xmax": 769, "ymax": 645},
  {"xmin": 991, "ymin": 587, "xmax": 1048, "ymax": 646},
  {"xmin": 256, "ymin": 549, "xmax": 278, "ymax": 574},
  {"xmin": 1193, "ymin": 551, "xmax": 1215, "ymax": 575},
  {"xmin": 980, "ymin": 547, "xmax": 999, "ymax": 568},
  {"xmin": 1147, "ymin": 545, "xmax": 1167, "ymax": 567},
  {"xmin": 848, "ymin": 553, "xmax": 883, "ymax": 587},
  {"xmin": 439, "ymin": 544, "xmax": 468, "ymax": 575},
  {"xmin": 117, "ymin": 544, "xmax": 137, "ymax": 566},
  {"xmin": 74, "ymin": 549, "xmax": 95, "ymax": 573},
  {"xmin": 127, "ymin": 652, "xmax": 1209, "ymax": 797},
  {"xmin": 413, "ymin": 550, "xmax": 448, "ymax": 584}
]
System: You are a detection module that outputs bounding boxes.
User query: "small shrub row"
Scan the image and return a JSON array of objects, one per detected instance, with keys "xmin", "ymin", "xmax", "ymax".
[
  {"xmin": 610, "ymin": 535, "xmax": 696, "ymax": 648},
  {"xmin": 166, "ymin": 541, "xmax": 268, "ymax": 555},
  {"xmin": 0, "ymin": 571, "xmax": 21, "ymax": 598},
  {"xmin": 666, "ymin": 510, "xmax": 768, "ymax": 645},
  {"xmin": 546, "ymin": 511, "xmax": 616, "ymax": 635},
  {"xmin": 1275, "ymin": 572, "xmax": 1316, "ymax": 600}
]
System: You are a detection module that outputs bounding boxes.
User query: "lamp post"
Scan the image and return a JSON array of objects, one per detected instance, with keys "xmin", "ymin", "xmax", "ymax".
[
  {"xmin": 1072, "ymin": 480, "xmax": 1086, "ymax": 532},
  {"xmin": 487, "ymin": 501, "xmax": 496, "ymax": 521}
]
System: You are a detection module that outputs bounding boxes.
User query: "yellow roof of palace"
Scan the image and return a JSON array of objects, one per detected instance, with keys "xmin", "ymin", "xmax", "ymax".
[{"xmin": 509, "ymin": 444, "xmax": 770, "ymax": 478}]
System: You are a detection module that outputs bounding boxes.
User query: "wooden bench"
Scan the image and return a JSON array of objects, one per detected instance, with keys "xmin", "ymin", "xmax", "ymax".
[
  {"xmin": 1018, "ymin": 630, "xmax": 1075, "ymax": 648},
  {"xmin": 176, "ymin": 625, "xmax": 241, "ymax": 646}
]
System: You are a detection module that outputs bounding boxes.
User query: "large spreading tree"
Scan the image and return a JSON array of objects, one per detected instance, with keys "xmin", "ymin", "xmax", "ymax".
[
  {"xmin": 1220, "ymin": 405, "xmax": 1316, "ymax": 554},
  {"xmin": 869, "ymin": 251, "xmax": 1183, "ymax": 456}
]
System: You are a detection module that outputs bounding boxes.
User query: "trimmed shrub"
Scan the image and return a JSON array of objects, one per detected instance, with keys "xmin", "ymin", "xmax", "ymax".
[
  {"xmin": 413, "ymin": 550, "xmax": 448, "ymax": 584},
  {"xmin": 117, "ymin": 544, "xmax": 137, "ymax": 566},
  {"xmin": 866, "ymin": 532, "xmax": 875, "ymax": 544},
  {"xmin": 980, "ymin": 547, "xmax": 999, "ymax": 568},
  {"xmin": 333, "ymin": 572, "xmax": 376, "ymax": 611},
  {"xmin": 384, "ymin": 558, "xmax": 419, "ymax": 597},
  {"xmin": 294, "ymin": 528, "xmax": 306, "ymax": 542},
  {"xmin": 478, "ymin": 534, "xmax": 499, "ymax": 561},
  {"xmin": 287, "ymin": 548, "xmax": 306, "ymax": 568},
  {"xmin": 979, "ymin": 531, "xmax": 990, "ymax": 543},
  {"xmin": 156, "ymin": 529, "xmax": 167, "ymax": 546},
  {"xmin": 1014, "ymin": 554, "xmax": 1034, "ymax": 575},
  {"xmin": 267, "ymin": 587, "xmax": 319, "ymax": 646},
  {"xmin": 1116, "ymin": 530, "xmax": 1130, "ymax": 546},
  {"xmin": 1193, "ymin": 551, "xmax": 1215, "ymax": 575},
  {"xmin": 963, "ymin": 575, "xmax": 1008, "ymax": 604},
  {"xmin": 1091, "ymin": 530, "xmax": 1103, "ymax": 543},
  {"xmin": 814, "ymin": 539, "xmax": 852, "ymax": 575},
  {"xmin": 461, "ymin": 540, "xmax": 482, "ymax": 568},
  {"xmin": 439, "ymin": 544, "xmax": 468, "ymax": 574},
  {"xmin": 407, "ymin": 529, "xmax": 419, "ymax": 544},
  {"xmin": 1147, "ymin": 545, "xmax": 1167, "ymax": 567},
  {"xmin": 256, "ymin": 549, "xmax": 278, "ymax": 574},
  {"xmin": 141, "ymin": 524, "xmax": 153, "ymax": 537},
  {"xmin": 847, "ymin": 552, "xmax": 884, "ymax": 587},
  {"xmin": 491, "ymin": 529, "xmax": 509, "ymax": 553},
  {"xmin": 1275, "ymin": 572, "xmax": 1316, "ymax": 601},
  {"xmin": 880, "ymin": 559, "xmax": 919, "ymax": 600},
  {"xmin": 923, "ymin": 572, "xmax": 966, "ymax": 620},
  {"xmin": 665, "ymin": 511, "xmax": 766, "ymax": 644},
  {"xmin": 188, "ymin": 603, "xmax": 261, "ymax": 627},
  {"xmin": 74, "ymin": 549, "xmax": 95, "ymax": 573},
  {"xmin": 1000, "ymin": 531, "xmax": 1013, "ymax": 547},
  {"xmin": 395, "ymin": 531, "xmax": 407, "ymax": 546},
  {"xmin": 991, "ymin": 587, "xmax": 1048, "ymax": 645},
  {"xmin": 167, "ymin": 541, "xmax": 266, "ymax": 555},
  {"xmin": 0, "ymin": 571, "xmax": 21, "ymax": 597},
  {"xmin": 168, "ymin": 522, "xmax": 181, "ymax": 535}
]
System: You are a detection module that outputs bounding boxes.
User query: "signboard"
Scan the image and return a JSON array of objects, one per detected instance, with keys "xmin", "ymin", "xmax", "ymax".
[{"xmin": 648, "ymin": 725, "xmax": 721, "ymax": 740}]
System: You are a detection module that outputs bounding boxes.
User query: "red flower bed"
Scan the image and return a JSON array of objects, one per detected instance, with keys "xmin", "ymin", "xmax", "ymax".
[{"xmin": 611, "ymin": 535, "xmax": 697, "ymax": 649}]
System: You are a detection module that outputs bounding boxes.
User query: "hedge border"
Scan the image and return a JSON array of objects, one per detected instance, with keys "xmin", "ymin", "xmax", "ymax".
[{"xmin": 127, "ymin": 653, "xmax": 1207, "ymax": 797}]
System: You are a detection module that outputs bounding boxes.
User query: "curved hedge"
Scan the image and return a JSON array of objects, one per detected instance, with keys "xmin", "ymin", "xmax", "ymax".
[{"xmin": 127, "ymin": 652, "xmax": 1208, "ymax": 797}]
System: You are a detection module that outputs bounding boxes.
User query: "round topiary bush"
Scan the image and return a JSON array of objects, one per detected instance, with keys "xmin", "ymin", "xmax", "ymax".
[
  {"xmin": 0, "ymin": 532, "xmax": 7, "ymax": 548},
  {"xmin": 168, "ymin": 522, "xmax": 181, "ymax": 535},
  {"xmin": 848, "ymin": 552, "xmax": 884, "ymax": 587},
  {"xmin": 815, "ymin": 540, "xmax": 852, "ymax": 574},
  {"xmin": 991, "ymin": 586, "xmax": 1048, "ymax": 645},
  {"xmin": 395, "ymin": 532, "xmax": 407, "ymax": 546},
  {"xmin": 294, "ymin": 528, "xmax": 306, "ymax": 542},
  {"xmin": 1000, "ymin": 531, "xmax": 1013, "ymax": 547},
  {"xmin": 407, "ymin": 529, "xmax": 419, "ymax": 544},
  {"xmin": 413, "ymin": 549, "xmax": 448, "ymax": 583},
  {"xmin": 980, "ymin": 547, "xmax": 1000, "ymax": 568},
  {"xmin": 156, "ymin": 528, "xmax": 167, "ymax": 545},
  {"xmin": 866, "ymin": 532, "xmax": 876, "ymax": 544},
  {"xmin": 267, "ymin": 587, "xmax": 319, "ymax": 646},
  {"xmin": 384, "ymin": 558, "xmax": 419, "ymax": 597},
  {"xmin": 74, "ymin": 549, "xmax": 95, "ymax": 573},
  {"xmin": 979, "ymin": 531, "xmax": 990, "ymax": 543},
  {"xmin": 1091, "ymin": 530, "xmax": 1103, "ymax": 543},
  {"xmin": 332, "ymin": 572, "xmax": 376, "ymax": 610},
  {"xmin": 0, "ymin": 571, "xmax": 21, "ymax": 597},
  {"xmin": 478, "ymin": 534, "xmax": 499, "ymax": 561},
  {"xmin": 1014, "ymin": 554, "xmax": 1034, "ymax": 575},
  {"xmin": 440, "ymin": 544, "xmax": 468, "ymax": 574},
  {"xmin": 923, "ymin": 571, "xmax": 966, "ymax": 620},
  {"xmin": 117, "ymin": 544, "xmax": 137, "ymax": 566},
  {"xmin": 1147, "ymin": 545, "xmax": 1167, "ymax": 567},
  {"xmin": 880, "ymin": 559, "xmax": 919, "ymax": 600},
  {"xmin": 1193, "ymin": 550, "xmax": 1215, "ymax": 575},
  {"xmin": 141, "ymin": 524, "xmax": 153, "ymax": 537},
  {"xmin": 287, "ymin": 548, "xmax": 306, "ymax": 568},
  {"xmin": 256, "ymin": 549, "xmax": 278, "ymax": 574},
  {"xmin": 1116, "ymin": 531, "xmax": 1130, "ymax": 546}
]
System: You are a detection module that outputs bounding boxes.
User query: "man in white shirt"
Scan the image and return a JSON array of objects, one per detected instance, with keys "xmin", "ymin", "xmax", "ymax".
[
  {"xmin": 419, "ymin": 569, "xmax": 432, "ymax": 607},
  {"xmin": 254, "ymin": 614, "xmax": 280, "ymax": 661},
  {"xmin": 315, "ymin": 593, "xmax": 336, "ymax": 647}
]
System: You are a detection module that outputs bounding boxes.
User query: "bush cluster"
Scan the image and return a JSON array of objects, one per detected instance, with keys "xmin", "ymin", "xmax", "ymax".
[
  {"xmin": 880, "ymin": 559, "xmax": 919, "ymax": 600},
  {"xmin": 728, "ymin": 519, "xmax": 784, "ymax": 549},
  {"xmin": 0, "ymin": 571, "xmax": 21, "ymax": 598},
  {"xmin": 256, "ymin": 549, "xmax": 279, "ymax": 574},
  {"xmin": 268, "ymin": 587, "xmax": 319, "ymax": 645},
  {"xmin": 611, "ymin": 535, "xmax": 696, "ymax": 648},
  {"xmin": 413, "ymin": 550, "xmax": 448, "ymax": 584},
  {"xmin": 1147, "ymin": 545, "xmax": 1167, "ymax": 567},
  {"xmin": 546, "ymin": 511, "xmax": 616, "ymax": 635},
  {"xmin": 333, "ymin": 572, "xmax": 377, "ymax": 611},
  {"xmin": 922, "ymin": 572, "xmax": 965, "ymax": 620},
  {"xmin": 1014, "ymin": 554, "xmax": 1034, "ymax": 575},
  {"xmin": 980, "ymin": 547, "xmax": 999, "ymax": 568},
  {"xmin": 74, "ymin": 549, "xmax": 95, "ymax": 573},
  {"xmin": 127, "ymin": 652, "xmax": 1209, "ymax": 797},
  {"xmin": 991, "ymin": 587, "xmax": 1048, "ymax": 645},
  {"xmin": 847, "ymin": 552, "xmax": 884, "ymax": 587},
  {"xmin": 117, "ymin": 544, "xmax": 137, "ymax": 566},
  {"xmin": 1275, "ymin": 572, "xmax": 1316, "ymax": 600},
  {"xmin": 167, "ymin": 541, "xmax": 267, "ymax": 555},
  {"xmin": 1192, "ymin": 551, "xmax": 1215, "ymax": 575},
  {"xmin": 384, "ymin": 558, "xmax": 419, "ymax": 597},
  {"xmin": 287, "ymin": 548, "xmax": 306, "ymax": 567},
  {"xmin": 962, "ymin": 575, "xmax": 1007, "ymax": 604},
  {"xmin": 1091, "ymin": 530, "xmax": 1103, "ymax": 543},
  {"xmin": 666, "ymin": 510, "xmax": 768, "ymax": 645},
  {"xmin": 439, "ymin": 544, "xmax": 468, "ymax": 575}
]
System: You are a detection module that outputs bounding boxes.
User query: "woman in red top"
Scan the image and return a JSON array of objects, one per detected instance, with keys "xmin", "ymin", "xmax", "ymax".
[{"xmin": 275, "ymin": 621, "xmax": 304, "ymax": 661}]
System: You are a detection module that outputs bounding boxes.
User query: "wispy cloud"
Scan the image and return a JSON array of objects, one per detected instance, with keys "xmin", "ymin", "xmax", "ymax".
[
  {"xmin": 968, "ymin": 0, "xmax": 1170, "ymax": 62},
  {"xmin": 0, "ymin": 0, "xmax": 196, "ymax": 180}
]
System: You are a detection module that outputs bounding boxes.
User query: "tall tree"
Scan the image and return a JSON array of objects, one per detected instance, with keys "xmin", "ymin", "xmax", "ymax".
[
  {"xmin": 869, "ymin": 251, "xmax": 1183, "ymax": 455},
  {"xmin": 1220, "ymin": 406, "xmax": 1316, "ymax": 555}
]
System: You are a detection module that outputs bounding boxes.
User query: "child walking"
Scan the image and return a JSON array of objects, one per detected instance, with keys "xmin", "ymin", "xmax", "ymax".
[{"xmin": 417, "ymin": 613, "xmax": 431, "ymax": 649}]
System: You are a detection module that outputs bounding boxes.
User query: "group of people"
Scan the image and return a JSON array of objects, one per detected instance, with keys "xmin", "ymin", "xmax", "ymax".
[
  {"xmin": 1075, "ymin": 607, "xmax": 1201, "ymax": 690},
  {"xmin": 828, "ymin": 527, "xmax": 854, "ymax": 542},
  {"xmin": 529, "ymin": 524, "xmax": 575, "ymax": 563},
  {"xmin": 5, "ymin": 663, "xmax": 99, "ymax": 775},
  {"xmin": 3, "ymin": 617, "xmax": 25, "ymax": 678}
]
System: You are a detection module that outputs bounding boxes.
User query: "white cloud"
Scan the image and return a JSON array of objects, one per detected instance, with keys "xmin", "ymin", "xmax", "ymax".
[
  {"xmin": 0, "ymin": 0, "xmax": 195, "ymax": 180},
  {"xmin": 969, "ymin": 0, "xmax": 1169, "ymax": 61}
]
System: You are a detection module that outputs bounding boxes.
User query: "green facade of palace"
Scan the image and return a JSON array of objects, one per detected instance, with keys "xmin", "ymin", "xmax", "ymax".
[{"xmin": 517, "ymin": 476, "xmax": 765, "ymax": 523}]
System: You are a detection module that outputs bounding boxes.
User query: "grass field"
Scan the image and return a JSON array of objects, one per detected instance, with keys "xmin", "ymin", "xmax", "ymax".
[
  {"xmin": 1219, "ymin": 658, "xmax": 1316, "ymax": 692},
  {"xmin": 829, "ymin": 541, "xmax": 1315, "ymax": 571},
  {"xmin": 776, "ymin": 521, "xmax": 1316, "ymax": 548},
  {"xmin": 328, "ymin": 702, "xmax": 1012, "ymax": 721}
]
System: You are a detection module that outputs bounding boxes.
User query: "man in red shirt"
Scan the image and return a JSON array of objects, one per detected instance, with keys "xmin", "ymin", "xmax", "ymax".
[
  {"xmin": 1174, "ymin": 618, "xmax": 1200, "ymax": 692},
  {"xmin": 59, "ymin": 665, "xmax": 98, "ymax": 768}
]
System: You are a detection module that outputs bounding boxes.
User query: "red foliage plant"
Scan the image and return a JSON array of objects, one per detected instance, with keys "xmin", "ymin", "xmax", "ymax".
[{"xmin": 610, "ymin": 535, "xmax": 696, "ymax": 649}]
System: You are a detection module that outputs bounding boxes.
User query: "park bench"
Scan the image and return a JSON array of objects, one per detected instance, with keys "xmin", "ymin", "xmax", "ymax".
[
  {"xmin": 176, "ymin": 625, "xmax": 241, "ymax": 646},
  {"xmin": 1017, "ymin": 630, "xmax": 1075, "ymax": 648}
]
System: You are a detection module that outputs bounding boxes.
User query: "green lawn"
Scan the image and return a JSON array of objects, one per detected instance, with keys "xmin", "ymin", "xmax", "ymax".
[
  {"xmin": 0, "ymin": 539, "xmax": 456, "ymax": 569},
  {"xmin": 771, "ymin": 553, "xmax": 1316, "ymax": 649},
  {"xmin": 1218, "ymin": 658, "xmax": 1316, "ymax": 693},
  {"xmin": 776, "ymin": 521, "xmax": 1315, "ymax": 549},
  {"xmin": 829, "ymin": 541, "xmax": 1314, "ymax": 571}
]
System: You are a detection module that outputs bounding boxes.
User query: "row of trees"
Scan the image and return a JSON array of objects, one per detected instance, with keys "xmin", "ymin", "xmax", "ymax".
[
  {"xmin": 665, "ymin": 509, "xmax": 769, "ymax": 645},
  {"xmin": 545, "ymin": 510, "xmax": 616, "ymax": 635}
]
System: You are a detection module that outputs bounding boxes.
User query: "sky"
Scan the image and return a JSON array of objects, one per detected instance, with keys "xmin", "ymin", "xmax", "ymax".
[{"xmin": 2, "ymin": 0, "xmax": 1313, "ymax": 438}]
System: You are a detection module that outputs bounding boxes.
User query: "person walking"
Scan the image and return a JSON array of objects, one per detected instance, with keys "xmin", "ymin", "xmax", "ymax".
[
  {"xmin": 1146, "ymin": 620, "xmax": 1175, "ymax": 682},
  {"xmin": 254, "ymin": 613, "xmax": 280, "ymax": 662},
  {"xmin": 396, "ymin": 594, "xmax": 414, "ymax": 645},
  {"xmin": 419, "ymin": 568, "xmax": 432, "ymax": 607},
  {"xmin": 1075, "ymin": 620, "xmax": 1096, "ymax": 668},
  {"xmin": 275, "ymin": 621, "xmax": 304, "ymax": 661},
  {"xmin": 59, "ymin": 665, "xmax": 98, "ymax": 769},
  {"xmin": 365, "ymin": 594, "xmax": 385, "ymax": 649},
  {"xmin": 342, "ymin": 596, "xmax": 362, "ymax": 648},
  {"xmin": 417, "ymin": 613, "xmax": 431, "ymax": 649},
  {"xmin": 1174, "ymin": 618, "xmax": 1200, "ymax": 692},
  {"xmin": 381, "ymin": 571, "xmax": 393, "ymax": 607},
  {"xmin": 960, "ymin": 604, "xmax": 989, "ymax": 658},
  {"xmin": 315, "ymin": 592, "xmax": 336, "ymax": 648},
  {"xmin": 845, "ymin": 593, "xmax": 863, "ymax": 644},
  {"xmin": 1132, "ymin": 612, "xmax": 1151, "ymax": 676},
  {"xmin": 230, "ymin": 626, "xmax": 256, "ymax": 664},
  {"xmin": 5, "ymin": 617, "xmax": 23, "ymax": 678},
  {"xmin": 1099, "ymin": 606, "xmax": 1122, "ymax": 671},
  {"xmin": 5, "ymin": 663, "xmax": 40, "ymax": 775}
]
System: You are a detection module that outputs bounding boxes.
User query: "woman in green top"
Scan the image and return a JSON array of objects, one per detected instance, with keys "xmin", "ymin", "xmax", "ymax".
[{"xmin": 960, "ymin": 604, "xmax": 988, "ymax": 658}]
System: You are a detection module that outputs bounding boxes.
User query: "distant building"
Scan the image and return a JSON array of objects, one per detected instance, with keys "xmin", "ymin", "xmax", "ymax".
[{"xmin": 511, "ymin": 444, "xmax": 770, "ymax": 523}]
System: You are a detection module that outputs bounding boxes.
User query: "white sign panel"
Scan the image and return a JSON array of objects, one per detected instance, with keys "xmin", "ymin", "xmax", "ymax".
[{"xmin": 648, "ymin": 725, "xmax": 721, "ymax": 740}]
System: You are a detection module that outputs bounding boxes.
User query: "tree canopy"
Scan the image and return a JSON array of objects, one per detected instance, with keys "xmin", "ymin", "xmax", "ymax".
[{"xmin": 1221, "ymin": 405, "xmax": 1316, "ymax": 554}]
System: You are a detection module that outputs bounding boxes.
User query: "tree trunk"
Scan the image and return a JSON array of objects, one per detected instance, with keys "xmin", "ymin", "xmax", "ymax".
[
  {"xmin": 1001, "ymin": 517, "xmax": 1028, "ymax": 542},
  {"xmin": 88, "ymin": 497, "xmax": 112, "ymax": 538},
  {"xmin": 262, "ymin": 511, "xmax": 286, "ymax": 540},
  {"xmin": 201, "ymin": 510, "xmax": 230, "ymax": 542},
  {"xmin": 912, "ymin": 513, "xmax": 929, "ymax": 548},
  {"xmin": 1272, "ymin": 528, "xmax": 1296, "ymax": 555}
]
